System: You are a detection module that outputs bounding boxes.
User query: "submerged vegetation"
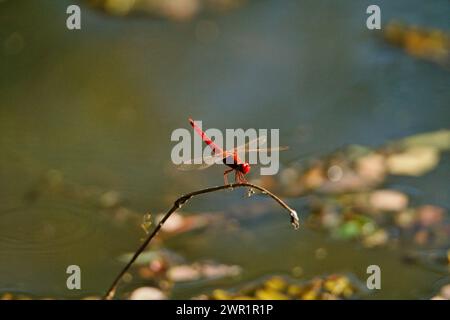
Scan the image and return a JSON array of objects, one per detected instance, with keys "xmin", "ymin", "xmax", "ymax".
[
  {"xmin": 198, "ymin": 274, "xmax": 366, "ymax": 300},
  {"xmin": 1, "ymin": 130, "xmax": 448, "ymax": 300},
  {"xmin": 384, "ymin": 21, "xmax": 450, "ymax": 69},
  {"xmin": 257, "ymin": 130, "xmax": 450, "ymax": 250}
]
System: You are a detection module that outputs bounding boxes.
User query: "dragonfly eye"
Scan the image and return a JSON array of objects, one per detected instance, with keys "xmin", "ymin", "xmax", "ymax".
[{"xmin": 241, "ymin": 163, "xmax": 251, "ymax": 174}]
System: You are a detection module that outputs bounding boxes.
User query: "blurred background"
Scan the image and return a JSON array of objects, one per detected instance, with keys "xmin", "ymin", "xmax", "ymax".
[{"xmin": 0, "ymin": 0, "xmax": 449, "ymax": 299}]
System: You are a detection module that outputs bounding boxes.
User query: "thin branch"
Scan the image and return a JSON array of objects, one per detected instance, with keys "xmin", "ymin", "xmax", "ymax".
[{"xmin": 103, "ymin": 182, "xmax": 299, "ymax": 300}]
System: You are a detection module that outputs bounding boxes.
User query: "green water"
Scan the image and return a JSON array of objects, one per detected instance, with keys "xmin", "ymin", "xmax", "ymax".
[{"xmin": 0, "ymin": 0, "xmax": 449, "ymax": 299}]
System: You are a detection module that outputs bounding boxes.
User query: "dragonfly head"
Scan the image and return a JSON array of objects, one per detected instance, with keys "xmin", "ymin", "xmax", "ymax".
[{"xmin": 240, "ymin": 162, "xmax": 251, "ymax": 174}]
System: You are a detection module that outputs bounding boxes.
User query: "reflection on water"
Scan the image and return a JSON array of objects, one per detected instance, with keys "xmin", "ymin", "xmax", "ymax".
[{"xmin": 0, "ymin": 0, "xmax": 449, "ymax": 299}]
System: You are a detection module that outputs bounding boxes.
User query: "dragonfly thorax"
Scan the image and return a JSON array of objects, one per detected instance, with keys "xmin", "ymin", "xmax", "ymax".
[{"xmin": 222, "ymin": 156, "xmax": 250, "ymax": 174}]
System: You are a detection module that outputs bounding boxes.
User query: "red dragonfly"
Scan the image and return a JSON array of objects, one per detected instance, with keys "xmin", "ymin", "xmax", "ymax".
[{"xmin": 179, "ymin": 118, "xmax": 288, "ymax": 184}]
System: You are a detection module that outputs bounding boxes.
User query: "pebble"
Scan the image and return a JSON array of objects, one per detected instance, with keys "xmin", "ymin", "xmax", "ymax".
[
  {"xmin": 161, "ymin": 213, "xmax": 185, "ymax": 233},
  {"xmin": 201, "ymin": 264, "xmax": 241, "ymax": 279},
  {"xmin": 167, "ymin": 265, "xmax": 201, "ymax": 282},
  {"xmin": 369, "ymin": 190, "xmax": 408, "ymax": 211},
  {"xmin": 130, "ymin": 287, "xmax": 167, "ymax": 300}
]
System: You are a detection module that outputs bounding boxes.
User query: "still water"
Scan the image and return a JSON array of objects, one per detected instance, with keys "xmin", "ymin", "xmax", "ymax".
[{"xmin": 0, "ymin": 0, "xmax": 449, "ymax": 298}]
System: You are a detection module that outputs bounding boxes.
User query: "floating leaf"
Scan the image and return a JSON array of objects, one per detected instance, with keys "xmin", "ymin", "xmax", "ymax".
[
  {"xmin": 399, "ymin": 130, "xmax": 450, "ymax": 151},
  {"xmin": 386, "ymin": 146, "xmax": 440, "ymax": 176}
]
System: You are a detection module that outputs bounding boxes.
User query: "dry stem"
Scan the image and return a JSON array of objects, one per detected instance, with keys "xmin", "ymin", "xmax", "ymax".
[{"xmin": 103, "ymin": 182, "xmax": 299, "ymax": 299}]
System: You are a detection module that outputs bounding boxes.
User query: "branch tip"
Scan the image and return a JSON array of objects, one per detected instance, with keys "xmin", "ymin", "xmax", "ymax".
[{"xmin": 290, "ymin": 210, "xmax": 300, "ymax": 229}]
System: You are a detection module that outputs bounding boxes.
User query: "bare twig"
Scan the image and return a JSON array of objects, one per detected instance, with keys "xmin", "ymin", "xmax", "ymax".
[{"xmin": 103, "ymin": 183, "xmax": 299, "ymax": 299}]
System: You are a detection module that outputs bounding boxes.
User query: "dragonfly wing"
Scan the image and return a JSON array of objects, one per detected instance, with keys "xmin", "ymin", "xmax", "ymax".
[
  {"xmin": 177, "ymin": 161, "xmax": 214, "ymax": 171},
  {"xmin": 243, "ymin": 146, "xmax": 289, "ymax": 153},
  {"xmin": 234, "ymin": 136, "xmax": 289, "ymax": 154},
  {"xmin": 177, "ymin": 153, "xmax": 225, "ymax": 171},
  {"xmin": 235, "ymin": 135, "xmax": 268, "ymax": 152}
]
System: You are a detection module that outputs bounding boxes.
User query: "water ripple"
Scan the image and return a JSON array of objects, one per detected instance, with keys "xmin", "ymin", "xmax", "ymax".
[{"xmin": 0, "ymin": 203, "xmax": 98, "ymax": 255}]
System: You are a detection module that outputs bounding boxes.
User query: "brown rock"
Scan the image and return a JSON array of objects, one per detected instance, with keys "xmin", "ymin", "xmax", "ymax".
[{"xmin": 369, "ymin": 190, "xmax": 409, "ymax": 211}]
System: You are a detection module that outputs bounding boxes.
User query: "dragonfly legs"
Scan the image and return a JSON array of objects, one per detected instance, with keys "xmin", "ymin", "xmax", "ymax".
[
  {"xmin": 223, "ymin": 168, "xmax": 234, "ymax": 185},
  {"xmin": 224, "ymin": 169, "xmax": 247, "ymax": 185},
  {"xmin": 236, "ymin": 171, "xmax": 247, "ymax": 183}
]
